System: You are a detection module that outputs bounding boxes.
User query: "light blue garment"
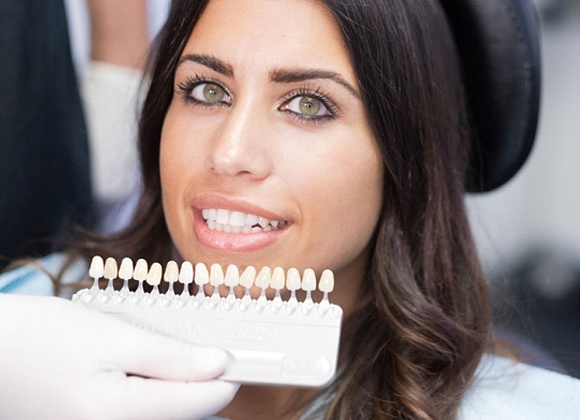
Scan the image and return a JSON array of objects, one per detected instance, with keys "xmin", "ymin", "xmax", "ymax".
[
  {"xmin": 301, "ymin": 354, "xmax": 580, "ymax": 419},
  {"xmin": 458, "ymin": 353, "xmax": 580, "ymax": 419},
  {"xmin": 1, "ymin": 254, "xmax": 580, "ymax": 418},
  {"xmin": 0, "ymin": 253, "xmax": 87, "ymax": 297}
]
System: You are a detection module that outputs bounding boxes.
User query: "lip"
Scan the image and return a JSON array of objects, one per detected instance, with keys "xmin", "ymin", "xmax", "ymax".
[{"xmin": 191, "ymin": 195, "xmax": 290, "ymax": 252}]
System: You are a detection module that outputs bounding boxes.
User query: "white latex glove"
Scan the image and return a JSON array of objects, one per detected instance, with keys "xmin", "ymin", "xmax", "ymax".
[{"xmin": 0, "ymin": 294, "xmax": 239, "ymax": 419}]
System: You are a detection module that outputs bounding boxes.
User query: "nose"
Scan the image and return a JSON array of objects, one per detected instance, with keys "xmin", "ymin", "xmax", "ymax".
[{"xmin": 204, "ymin": 101, "xmax": 272, "ymax": 180}]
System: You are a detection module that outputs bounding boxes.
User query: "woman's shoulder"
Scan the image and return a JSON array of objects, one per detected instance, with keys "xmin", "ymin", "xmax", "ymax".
[
  {"xmin": 458, "ymin": 353, "xmax": 580, "ymax": 419},
  {"xmin": 0, "ymin": 253, "xmax": 87, "ymax": 296}
]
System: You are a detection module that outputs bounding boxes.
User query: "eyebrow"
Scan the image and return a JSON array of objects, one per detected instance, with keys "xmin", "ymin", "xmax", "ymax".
[
  {"xmin": 178, "ymin": 53, "xmax": 360, "ymax": 98},
  {"xmin": 179, "ymin": 54, "xmax": 234, "ymax": 77},
  {"xmin": 270, "ymin": 69, "xmax": 361, "ymax": 99}
]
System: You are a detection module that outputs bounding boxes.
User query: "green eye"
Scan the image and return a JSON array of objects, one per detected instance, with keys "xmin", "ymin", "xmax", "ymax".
[
  {"xmin": 299, "ymin": 96, "xmax": 322, "ymax": 116},
  {"xmin": 203, "ymin": 83, "xmax": 226, "ymax": 103},
  {"xmin": 280, "ymin": 94, "xmax": 333, "ymax": 121},
  {"xmin": 189, "ymin": 82, "xmax": 232, "ymax": 106}
]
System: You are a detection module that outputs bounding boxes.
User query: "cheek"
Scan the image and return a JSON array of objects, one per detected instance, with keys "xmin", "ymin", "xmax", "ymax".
[
  {"xmin": 330, "ymin": 158, "xmax": 382, "ymax": 260},
  {"xmin": 296, "ymin": 140, "xmax": 384, "ymax": 272}
]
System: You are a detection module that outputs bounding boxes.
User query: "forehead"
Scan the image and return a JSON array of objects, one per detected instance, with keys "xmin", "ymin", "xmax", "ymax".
[{"xmin": 183, "ymin": 0, "xmax": 355, "ymax": 80}]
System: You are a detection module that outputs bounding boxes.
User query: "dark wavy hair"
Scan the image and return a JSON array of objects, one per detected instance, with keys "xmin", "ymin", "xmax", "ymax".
[{"xmin": 75, "ymin": 0, "xmax": 491, "ymax": 418}]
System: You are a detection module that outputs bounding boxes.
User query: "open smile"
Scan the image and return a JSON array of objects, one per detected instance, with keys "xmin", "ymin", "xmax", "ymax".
[{"xmin": 202, "ymin": 208, "xmax": 289, "ymax": 234}]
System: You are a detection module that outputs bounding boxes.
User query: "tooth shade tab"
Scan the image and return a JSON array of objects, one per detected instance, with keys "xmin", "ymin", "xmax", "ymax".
[
  {"xmin": 164, "ymin": 261, "xmax": 179, "ymax": 284},
  {"xmin": 225, "ymin": 265, "xmax": 240, "ymax": 287},
  {"xmin": 195, "ymin": 263, "xmax": 209, "ymax": 285},
  {"xmin": 271, "ymin": 267, "xmax": 285, "ymax": 291},
  {"xmin": 239, "ymin": 266, "xmax": 257, "ymax": 288},
  {"xmin": 302, "ymin": 269, "xmax": 317, "ymax": 292},
  {"xmin": 210, "ymin": 264, "xmax": 225, "ymax": 286},
  {"xmin": 319, "ymin": 270, "xmax": 334, "ymax": 293},
  {"xmin": 89, "ymin": 256, "xmax": 104, "ymax": 278},
  {"xmin": 133, "ymin": 258, "xmax": 148, "ymax": 282},
  {"xmin": 255, "ymin": 267, "xmax": 272, "ymax": 290},
  {"xmin": 118, "ymin": 258, "xmax": 133, "ymax": 280},
  {"xmin": 146, "ymin": 263, "xmax": 162, "ymax": 286},
  {"xmin": 103, "ymin": 257, "xmax": 118, "ymax": 280},
  {"xmin": 179, "ymin": 261, "xmax": 194, "ymax": 284},
  {"xmin": 286, "ymin": 268, "xmax": 301, "ymax": 291}
]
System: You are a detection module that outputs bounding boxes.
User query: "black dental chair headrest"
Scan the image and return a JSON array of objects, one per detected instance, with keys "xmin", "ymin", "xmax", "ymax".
[{"xmin": 440, "ymin": 0, "xmax": 542, "ymax": 192}]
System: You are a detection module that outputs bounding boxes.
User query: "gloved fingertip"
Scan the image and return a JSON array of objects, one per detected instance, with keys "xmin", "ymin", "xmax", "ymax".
[{"xmin": 179, "ymin": 343, "xmax": 231, "ymax": 378}]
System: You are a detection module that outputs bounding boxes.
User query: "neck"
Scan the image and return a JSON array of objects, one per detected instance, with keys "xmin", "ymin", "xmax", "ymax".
[{"xmin": 217, "ymin": 385, "xmax": 318, "ymax": 419}]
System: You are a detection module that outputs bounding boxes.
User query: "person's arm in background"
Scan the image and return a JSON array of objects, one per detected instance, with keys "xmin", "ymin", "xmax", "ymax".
[
  {"xmin": 87, "ymin": 0, "xmax": 150, "ymax": 70},
  {"xmin": 82, "ymin": 0, "xmax": 161, "ymax": 232}
]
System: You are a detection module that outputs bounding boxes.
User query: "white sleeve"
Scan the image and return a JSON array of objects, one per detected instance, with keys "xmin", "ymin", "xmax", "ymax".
[{"xmin": 80, "ymin": 61, "xmax": 144, "ymax": 205}]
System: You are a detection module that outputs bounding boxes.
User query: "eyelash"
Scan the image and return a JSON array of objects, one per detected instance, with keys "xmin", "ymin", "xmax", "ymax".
[{"xmin": 176, "ymin": 77, "xmax": 341, "ymax": 123}]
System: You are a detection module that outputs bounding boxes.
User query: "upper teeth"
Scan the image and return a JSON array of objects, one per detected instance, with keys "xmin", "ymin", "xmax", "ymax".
[{"xmin": 202, "ymin": 208, "xmax": 287, "ymax": 233}]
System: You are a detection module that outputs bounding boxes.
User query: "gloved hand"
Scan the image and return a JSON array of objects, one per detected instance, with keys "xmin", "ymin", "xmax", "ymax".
[{"xmin": 0, "ymin": 293, "xmax": 239, "ymax": 419}]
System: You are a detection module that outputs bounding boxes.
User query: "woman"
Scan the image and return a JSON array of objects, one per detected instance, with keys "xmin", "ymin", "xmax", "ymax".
[
  {"xmin": 102, "ymin": 0, "xmax": 486, "ymax": 416},
  {"xmin": 1, "ymin": 0, "xmax": 579, "ymax": 419},
  {"xmin": 78, "ymin": 0, "xmax": 484, "ymax": 416}
]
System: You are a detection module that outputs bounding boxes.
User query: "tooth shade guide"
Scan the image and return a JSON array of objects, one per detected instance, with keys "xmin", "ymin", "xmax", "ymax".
[{"xmin": 73, "ymin": 258, "xmax": 344, "ymax": 388}]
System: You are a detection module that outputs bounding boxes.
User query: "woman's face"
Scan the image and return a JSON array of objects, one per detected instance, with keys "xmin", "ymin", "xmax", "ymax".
[{"xmin": 160, "ymin": 0, "xmax": 383, "ymax": 300}]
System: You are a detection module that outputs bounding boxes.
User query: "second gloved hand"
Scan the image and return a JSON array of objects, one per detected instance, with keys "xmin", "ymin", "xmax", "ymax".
[{"xmin": 0, "ymin": 294, "xmax": 239, "ymax": 419}]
